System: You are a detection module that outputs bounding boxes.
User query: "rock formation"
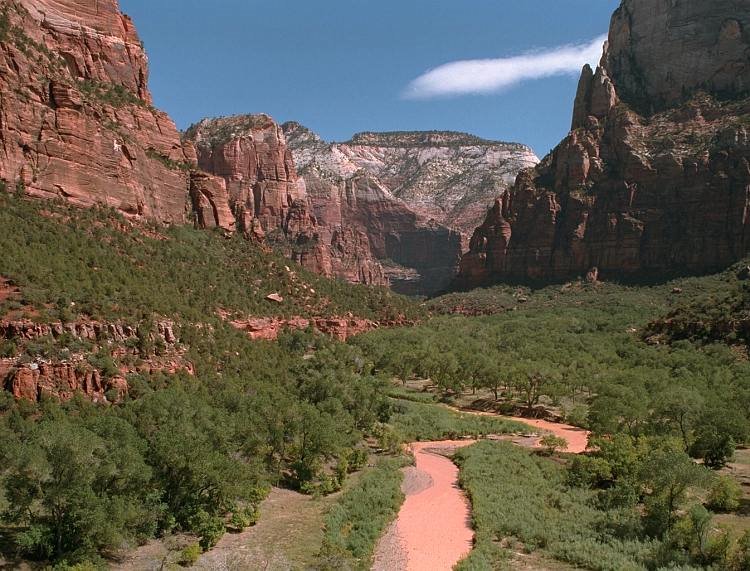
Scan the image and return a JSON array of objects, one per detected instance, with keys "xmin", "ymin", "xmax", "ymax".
[
  {"xmin": 0, "ymin": 317, "xmax": 192, "ymax": 402},
  {"xmin": 0, "ymin": 1, "xmax": 388, "ymax": 288},
  {"xmin": 184, "ymin": 115, "xmax": 388, "ymax": 286},
  {"xmin": 457, "ymin": 0, "xmax": 750, "ymax": 287},
  {"xmin": 283, "ymin": 124, "xmax": 536, "ymax": 294},
  {"xmin": 0, "ymin": 0, "xmax": 217, "ymax": 222}
]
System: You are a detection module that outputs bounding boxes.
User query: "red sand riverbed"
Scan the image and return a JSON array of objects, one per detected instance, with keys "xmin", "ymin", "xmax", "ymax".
[
  {"xmin": 373, "ymin": 415, "xmax": 590, "ymax": 570},
  {"xmin": 511, "ymin": 417, "xmax": 590, "ymax": 454},
  {"xmin": 375, "ymin": 440, "xmax": 476, "ymax": 571}
]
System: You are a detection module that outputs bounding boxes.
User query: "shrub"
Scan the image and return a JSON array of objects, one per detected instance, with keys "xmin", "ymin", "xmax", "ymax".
[
  {"xmin": 188, "ymin": 510, "xmax": 225, "ymax": 551},
  {"xmin": 540, "ymin": 434, "xmax": 568, "ymax": 455},
  {"xmin": 178, "ymin": 543, "xmax": 202, "ymax": 567},
  {"xmin": 319, "ymin": 457, "xmax": 406, "ymax": 566},
  {"xmin": 706, "ymin": 476, "xmax": 742, "ymax": 512}
]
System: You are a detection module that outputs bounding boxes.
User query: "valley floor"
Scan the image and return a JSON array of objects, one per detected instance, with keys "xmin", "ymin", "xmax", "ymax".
[{"xmin": 115, "ymin": 486, "xmax": 343, "ymax": 571}]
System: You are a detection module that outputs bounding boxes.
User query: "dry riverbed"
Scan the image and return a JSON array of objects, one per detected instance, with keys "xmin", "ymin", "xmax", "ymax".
[{"xmin": 373, "ymin": 411, "xmax": 590, "ymax": 570}]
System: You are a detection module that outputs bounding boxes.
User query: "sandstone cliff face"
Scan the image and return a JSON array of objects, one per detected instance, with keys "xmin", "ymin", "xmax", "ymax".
[
  {"xmin": 184, "ymin": 115, "xmax": 388, "ymax": 287},
  {"xmin": 285, "ymin": 124, "xmax": 538, "ymax": 245},
  {"xmin": 0, "ymin": 0, "xmax": 210, "ymax": 222},
  {"xmin": 283, "ymin": 124, "xmax": 535, "ymax": 294},
  {"xmin": 0, "ymin": 317, "xmax": 192, "ymax": 402},
  {"xmin": 457, "ymin": 0, "xmax": 750, "ymax": 287}
]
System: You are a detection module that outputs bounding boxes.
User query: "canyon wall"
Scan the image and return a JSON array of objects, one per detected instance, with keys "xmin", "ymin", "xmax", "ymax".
[
  {"xmin": 0, "ymin": 0, "xmax": 209, "ymax": 222},
  {"xmin": 284, "ymin": 123, "xmax": 536, "ymax": 294},
  {"xmin": 183, "ymin": 115, "xmax": 388, "ymax": 287},
  {"xmin": 0, "ymin": 0, "xmax": 387, "ymax": 287},
  {"xmin": 457, "ymin": 0, "xmax": 750, "ymax": 287}
]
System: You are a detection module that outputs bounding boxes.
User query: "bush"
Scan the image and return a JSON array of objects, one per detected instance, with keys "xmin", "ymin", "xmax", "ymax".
[
  {"xmin": 540, "ymin": 434, "xmax": 568, "ymax": 455},
  {"xmin": 178, "ymin": 543, "xmax": 202, "ymax": 567},
  {"xmin": 319, "ymin": 457, "xmax": 406, "ymax": 566},
  {"xmin": 188, "ymin": 510, "xmax": 225, "ymax": 551},
  {"xmin": 229, "ymin": 505, "xmax": 260, "ymax": 531},
  {"xmin": 706, "ymin": 476, "xmax": 742, "ymax": 513}
]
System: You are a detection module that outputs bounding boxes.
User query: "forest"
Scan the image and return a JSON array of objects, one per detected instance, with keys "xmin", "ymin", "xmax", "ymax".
[{"xmin": 1, "ymin": 193, "xmax": 749, "ymax": 569}]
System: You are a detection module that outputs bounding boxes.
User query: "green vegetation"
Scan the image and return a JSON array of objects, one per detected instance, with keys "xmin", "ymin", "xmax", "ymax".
[
  {"xmin": 317, "ymin": 457, "xmax": 406, "ymax": 569},
  {"xmin": 77, "ymin": 80, "xmax": 147, "ymax": 109},
  {"xmin": 0, "ymin": 7, "xmax": 10, "ymax": 43},
  {"xmin": 0, "ymin": 331, "xmax": 395, "ymax": 565},
  {"xmin": 0, "ymin": 194, "xmax": 421, "ymax": 323},
  {"xmin": 2, "ymin": 190, "xmax": 750, "ymax": 568},
  {"xmin": 455, "ymin": 441, "xmax": 660, "ymax": 570},
  {"xmin": 184, "ymin": 114, "xmax": 276, "ymax": 148},
  {"xmin": 644, "ymin": 273, "xmax": 750, "ymax": 348},
  {"xmin": 145, "ymin": 148, "xmax": 192, "ymax": 172},
  {"xmin": 389, "ymin": 398, "xmax": 529, "ymax": 442},
  {"xmin": 457, "ymin": 438, "xmax": 750, "ymax": 570},
  {"xmin": 354, "ymin": 266, "xmax": 750, "ymax": 569},
  {"xmin": 0, "ymin": 195, "xmax": 423, "ymax": 566},
  {"xmin": 355, "ymin": 271, "xmax": 750, "ymax": 468}
]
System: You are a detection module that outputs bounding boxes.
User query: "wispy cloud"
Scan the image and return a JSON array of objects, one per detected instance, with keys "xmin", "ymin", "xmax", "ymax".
[{"xmin": 403, "ymin": 35, "xmax": 607, "ymax": 99}]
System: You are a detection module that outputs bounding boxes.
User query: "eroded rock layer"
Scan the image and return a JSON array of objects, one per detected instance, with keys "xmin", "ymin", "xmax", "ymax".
[
  {"xmin": 184, "ymin": 115, "xmax": 388, "ymax": 286},
  {"xmin": 457, "ymin": 0, "xmax": 750, "ymax": 287},
  {"xmin": 283, "ymin": 124, "xmax": 536, "ymax": 294}
]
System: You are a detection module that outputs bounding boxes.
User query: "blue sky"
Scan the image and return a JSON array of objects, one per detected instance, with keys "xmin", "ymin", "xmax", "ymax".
[{"xmin": 120, "ymin": 0, "xmax": 620, "ymax": 157}]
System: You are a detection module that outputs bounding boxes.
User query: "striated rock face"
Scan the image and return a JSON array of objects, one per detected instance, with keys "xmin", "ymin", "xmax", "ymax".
[
  {"xmin": 283, "ymin": 124, "xmax": 535, "ymax": 294},
  {"xmin": 185, "ymin": 115, "xmax": 307, "ymax": 235},
  {"xmin": 0, "ymin": 317, "xmax": 192, "ymax": 402},
  {"xmin": 184, "ymin": 116, "xmax": 388, "ymax": 286},
  {"xmin": 606, "ymin": 0, "xmax": 750, "ymax": 114},
  {"xmin": 457, "ymin": 0, "xmax": 750, "ymax": 287},
  {"xmin": 333, "ymin": 131, "xmax": 538, "ymax": 244},
  {"xmin": 227, "ymin": 315, "xmax": 379, "ymax": 342},
  {"xmin": 0, "ymin": 0, "xmax": 213, "ymax": 222}
]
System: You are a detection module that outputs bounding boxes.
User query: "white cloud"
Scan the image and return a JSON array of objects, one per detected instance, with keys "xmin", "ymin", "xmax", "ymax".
[{"xmin": 403, "ymin": 35, "xmax": 608, "ymax": 99}]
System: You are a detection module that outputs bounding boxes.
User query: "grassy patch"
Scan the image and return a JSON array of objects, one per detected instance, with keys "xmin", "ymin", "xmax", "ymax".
[
  {"xmin": 455, "ymin": 441, "xmax": 657, "ymax": 571},
  {"xmin": 0, "ymin": 194, "xmax": 421, "ymax": 323},
  {"xmin": 390, "ymin": 398, "xmax": 530, "ymax": 442},
  {"xmin": 77, "ymin": 79, "xmax": 148, "ymax": 109},
  {"xmin": 317, "ymin": 456, "xmax": 407, "ymax": 570}
]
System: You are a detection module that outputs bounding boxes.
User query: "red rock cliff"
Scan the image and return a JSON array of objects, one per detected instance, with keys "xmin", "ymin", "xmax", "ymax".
[
  {"xmin": 184, "ymin": 115, "xmax": 388, "ymax": 286},
  {"xmin": 457, "ymin": 0, "xmax": 750, "ymax": 287},
  {"xmin": 0, "ymin": 1, "xmax": 384, "ymax": 286},
  {"xmin": 0, "ymin": 0, "xmax": 213, "ymax": 221}
]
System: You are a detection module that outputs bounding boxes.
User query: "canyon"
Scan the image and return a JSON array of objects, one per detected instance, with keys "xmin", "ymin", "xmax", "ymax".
[
  {"xmin": 0, "ymin": 0, "xmax": 537, "ymax": 297},
  {"xmin": 456, "ymin": 0, "xmax": 750, "ymax": 287},
  {"xmin": 284, "ymin": 124, "xmax": 537, "ymax": 293}
]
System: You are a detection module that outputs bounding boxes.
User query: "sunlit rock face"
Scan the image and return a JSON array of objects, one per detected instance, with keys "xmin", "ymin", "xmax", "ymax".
[
  {"xmin": 1, "ymin": 0, "xmax": 200, "ymax": 223},
  {"xmin": 456, "ymin": 0, "xmax": 750, "ymax": 288},
  {"xmin": 184, "ymin": 115, "xmax": 388, "ymax": 287},
  {"xmin": 284, "ymin": 123, "xmax": 537, "ymax": 295}
]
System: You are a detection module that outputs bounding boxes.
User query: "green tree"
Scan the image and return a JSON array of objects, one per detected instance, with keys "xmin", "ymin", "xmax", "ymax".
[{"xmin": 640, "ymin": 440, "xmax": 710, "ymax": 537}]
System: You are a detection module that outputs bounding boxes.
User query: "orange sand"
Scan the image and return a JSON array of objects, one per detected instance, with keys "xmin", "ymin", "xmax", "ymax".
[
  {"xmin": 511, "ymin": 417, "xmax": 590, "ymax": 454},
  {"xmin": 376, "ymin": 415, "xmax": 590, "ymax": 570},
  {"xmin": 394, "ymin": 441, "xmax": 476, "ymax": 571}
]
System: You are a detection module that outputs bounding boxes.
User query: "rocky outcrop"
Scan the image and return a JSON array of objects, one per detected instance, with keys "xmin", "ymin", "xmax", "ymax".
[
  {"xmin": 224, "ymin": 312, "xmax": 416, "ymax": 342},
  {"xmin": 283, "ymin": 124, "xmax": 533, "ymax": 294},
  {"xmin": 0, "ymin": 0, "xmax": 207, "ymax": 222},
  {"xmin": 183, "ymin": 116, "xmax": 388, "ymax": 286},
  {"xmin": 457, "ymin": 0, "xmax": 750, "ymax": 287},
  {"xmin": 1, "ymin": 317, "xmax": 192, "ymax": 402},
  {"xmin": 227, "ymin": 315, "xmax": 378, "ymax": 342},
  {"xmin": 0, "ymin": 318, "xmax": 178, "ymax": 344}
]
